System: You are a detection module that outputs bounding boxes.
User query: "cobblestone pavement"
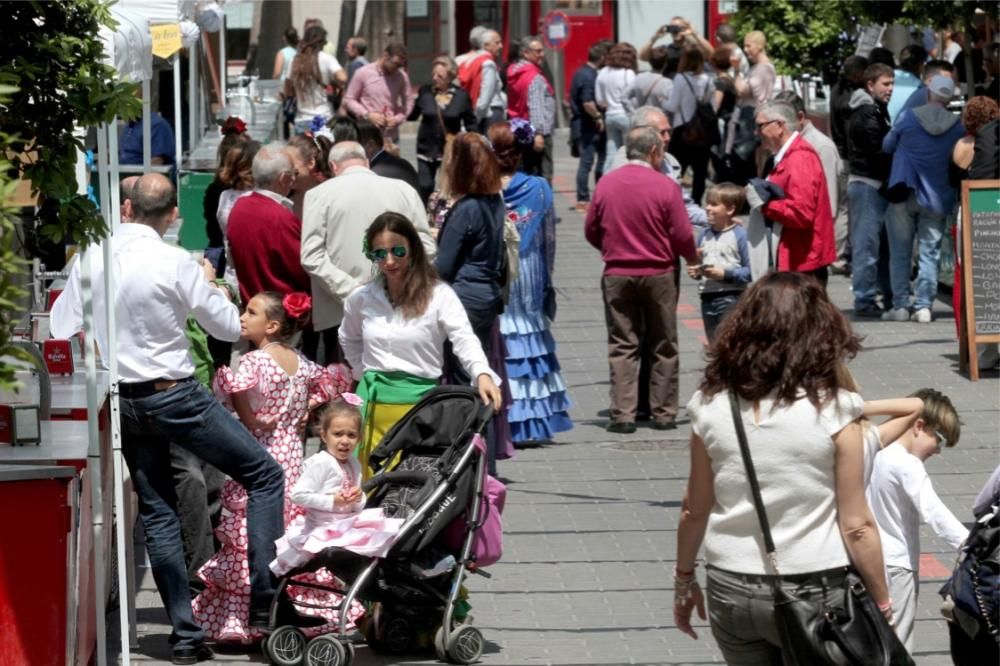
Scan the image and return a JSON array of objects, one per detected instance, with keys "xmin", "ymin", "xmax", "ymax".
[{"xmin": 118, "ymin": 130, "xmax": 999, "ymax": 665}]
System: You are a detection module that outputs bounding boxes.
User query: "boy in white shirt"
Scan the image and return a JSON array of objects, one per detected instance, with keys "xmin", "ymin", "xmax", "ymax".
[{"xmin": 867, "ymin": 388, "xmax": 968, "ymax": 651}]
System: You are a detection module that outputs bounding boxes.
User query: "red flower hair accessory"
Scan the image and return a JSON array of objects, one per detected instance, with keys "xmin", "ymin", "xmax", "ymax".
[
  {"xmin": 283, "ymin": 292, "xmax": 311, "ymax": 320},
  {"xmin": 219, "ymin": 116, "xmax": 247, "ymax": 137}
]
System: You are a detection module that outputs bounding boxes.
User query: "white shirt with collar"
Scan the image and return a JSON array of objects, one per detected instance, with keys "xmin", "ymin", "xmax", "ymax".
[
  {"xmin": 772, "ymin": 130, "xmax": 800, "ymax": 166},
  {"xmin": 50, "ymin": 223, "xmax": 240, "ymax": 382},
  {"xmin": 301, "ymin": 164, "xmax": 436, "ymax": 331},
  {"xmin": 253, "ymin": 187, "xmax": 295, "ymax": 211},
  {"xmin": 339, "ymin": 281, "xmax": 500, "ymax": 385}
]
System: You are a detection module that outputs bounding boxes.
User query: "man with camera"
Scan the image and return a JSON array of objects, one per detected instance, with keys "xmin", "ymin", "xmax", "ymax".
[{"xmin": 639, "ymin": 17, "xmax": 714, "ymax": 77}]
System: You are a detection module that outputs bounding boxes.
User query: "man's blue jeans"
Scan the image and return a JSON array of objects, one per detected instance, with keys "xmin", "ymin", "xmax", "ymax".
[
  {"xmin": 849, "ymin": 181, "xmax": 892, "ymax": 310},
  {"xmin": 575, "ymin": 127, "xmax": 606, "ymax": 202},
  {"xmin": 120, "ymin": 378, "xmax": 284, "ymax": 648},
  {"xmin": 887, "ymin": 193, "xmax": 948, "ymax": 310}
]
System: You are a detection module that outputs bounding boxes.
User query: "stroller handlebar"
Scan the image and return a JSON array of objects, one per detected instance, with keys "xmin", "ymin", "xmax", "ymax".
[{"xmin": 361, "ymin": 469, "xmax": 437, "ymax": 494}]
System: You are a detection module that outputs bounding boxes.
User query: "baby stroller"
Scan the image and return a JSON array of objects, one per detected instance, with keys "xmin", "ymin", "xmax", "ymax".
[{"xmin": 262, "ymin": 386, "xmax": 500, "ymax": 666}]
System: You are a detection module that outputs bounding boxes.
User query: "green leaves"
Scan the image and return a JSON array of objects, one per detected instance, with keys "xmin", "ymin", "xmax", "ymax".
[{"xmin": 0, "ymin": 0, "xmax": 138, "ymax": 388}]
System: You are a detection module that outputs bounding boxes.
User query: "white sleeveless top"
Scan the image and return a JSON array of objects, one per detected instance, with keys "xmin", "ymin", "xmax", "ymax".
[{"xmin": 687, "ymin": 388, "xmax": 863, "ymax": 574}]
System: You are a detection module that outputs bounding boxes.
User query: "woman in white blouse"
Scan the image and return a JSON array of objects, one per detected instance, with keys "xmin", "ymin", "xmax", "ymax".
[
  {"xmin": 595, "ymin": 42, "xmax": 637, "ymax": 174},
  {"xmin": 340, "ymin": 211, "xmax": 503, "ymax": 475},
  {"xmin": 672, "ymin": 272, "xmax": 893, "ymax": 664}
]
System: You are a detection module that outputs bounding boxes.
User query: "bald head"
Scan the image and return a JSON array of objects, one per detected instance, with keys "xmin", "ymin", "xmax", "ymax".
[
  {"xmin": 119, "ymin": 175, "xmax": 141, "ymax": 222},
  {"xmin": 130, "ymin": 173, "xmax": 177, "ymax": 234},
  {"xmin": 328, "ymin": 141, "xmax": 368, "ymax": 175}
]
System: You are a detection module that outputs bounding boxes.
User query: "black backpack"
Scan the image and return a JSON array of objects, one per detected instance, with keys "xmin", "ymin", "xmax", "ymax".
[
  {"xmin": 677, "ymin": 74, "xmax": 720, "ymax": 148},
  {"xmin": 941, "ymin": 488, "xmax": 1000, "ymax": 644}
]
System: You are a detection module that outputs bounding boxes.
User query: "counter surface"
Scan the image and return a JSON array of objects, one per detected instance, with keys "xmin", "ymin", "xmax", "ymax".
[{"xmin": 0, "ymin": 463, "xmax": 76, "ymax": 481}]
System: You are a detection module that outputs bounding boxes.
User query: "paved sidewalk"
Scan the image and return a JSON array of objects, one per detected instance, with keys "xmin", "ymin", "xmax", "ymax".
[{"xmin": 118, "ymin": 131, "xmax": 998, "ymax": 665}]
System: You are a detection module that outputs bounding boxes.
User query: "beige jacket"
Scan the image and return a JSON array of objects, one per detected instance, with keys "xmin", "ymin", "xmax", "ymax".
[{"xmin": 301, "ymin": 165, "xmax": 435, "ymax": 330}]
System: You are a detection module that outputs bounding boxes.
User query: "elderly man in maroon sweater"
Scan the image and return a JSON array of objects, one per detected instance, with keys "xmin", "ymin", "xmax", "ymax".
[
  {"xmin": 585, "ymin": 126, "xmax": 698, "ymax": 433},
  {"xmin": 227, "ymin": 142, "xmax": 312, "ymax": 304}
]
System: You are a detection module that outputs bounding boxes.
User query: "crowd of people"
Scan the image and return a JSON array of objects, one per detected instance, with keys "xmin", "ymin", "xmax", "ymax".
[{"xmin": 50, "ymin": 15, "xmax": 1000, "ymax": 666}]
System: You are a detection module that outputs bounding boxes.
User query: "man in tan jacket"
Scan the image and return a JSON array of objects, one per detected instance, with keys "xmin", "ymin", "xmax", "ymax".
[{"xmin": 300, "ymin": 141, "xmax": 435, "ymax": 361}]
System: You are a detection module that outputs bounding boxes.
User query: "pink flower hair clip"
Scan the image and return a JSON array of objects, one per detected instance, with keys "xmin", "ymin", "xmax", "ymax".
[{"xmin": 341, "ymin": 392, "xmax": 364, "ymax": 407}]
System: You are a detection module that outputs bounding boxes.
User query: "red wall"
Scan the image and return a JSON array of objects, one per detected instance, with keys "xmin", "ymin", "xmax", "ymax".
[{"xmin": 531, "ymin": 1, "xmax": 615, "ymax": 99}]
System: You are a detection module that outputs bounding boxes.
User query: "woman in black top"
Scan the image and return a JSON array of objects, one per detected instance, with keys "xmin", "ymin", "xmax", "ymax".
[{"xmin": 408, "ymin": 56, "xmax": 476, "ymax": 203}]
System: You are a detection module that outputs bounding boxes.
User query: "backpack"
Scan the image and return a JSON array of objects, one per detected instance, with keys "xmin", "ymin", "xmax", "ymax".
[
  {"xmin": 940, "ymin": 491, "xmax": 1000, "ymax": 643},
  {"xmin": 677, "ymin": 74, "xmax": 720, "ymax": 148}
]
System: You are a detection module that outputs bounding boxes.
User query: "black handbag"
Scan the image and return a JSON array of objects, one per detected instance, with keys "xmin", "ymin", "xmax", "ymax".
[
  {"xmin": 728, "ymin": 393, "xmax": 915, "ymax": 666},
  {"xmin": 939, "ymin": 495, "xmax": 999, "ymax": 643}
]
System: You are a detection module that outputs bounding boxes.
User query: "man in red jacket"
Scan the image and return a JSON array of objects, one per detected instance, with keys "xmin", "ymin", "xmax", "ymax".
[
  {"xmin": 507, "ymin": 35, "xmax": 556, "ymax": 182},
  {"xmin": 745, "ymin": 100, "xmax": 836, "ymax": 286},
  {"xmin": 585, "ymin": 126, "xmax": 698, "ymax": 433},
  {"xmin": 227, "ymin": 142, "xmax": 312, "ymax": 304}
]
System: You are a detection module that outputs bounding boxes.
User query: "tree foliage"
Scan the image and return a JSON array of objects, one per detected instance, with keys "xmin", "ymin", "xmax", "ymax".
[
  {"xmin": 729, "ymin": 0, "xmax": 989, "ymax": 83},
  {"xmin": 0, "ymin": 0, "xmax": 140, "ymax": 390},
  {"xmin": 0, "ymin": 0, "xmax": 140, "ymax": 249}
]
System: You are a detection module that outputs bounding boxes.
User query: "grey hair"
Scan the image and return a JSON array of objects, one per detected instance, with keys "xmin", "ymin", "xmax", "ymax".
[
  {"xmin": 520, "ymin": 35, "xmax": 542, "ymax": 53},
  {"xmin": 629, "ymin": 105, "xmax": 668, "ymax": 130},
  {"xmin": 252, "ymin": 142, "xmax": 293, "ymax": 187},
  {"xmin": 755, "ymin": 100, "xmax": 797, "ymax": 127},
  {"xmin": 469, "ymin": 25, "xmax": 487, "ymax": 50},
  {"xmin": 625, "ymin": 126, "xmax": 663, "ymax": 160},
  {"xmin": 328, "ymin": 141, "xmax": 367, "ymax": 166}
]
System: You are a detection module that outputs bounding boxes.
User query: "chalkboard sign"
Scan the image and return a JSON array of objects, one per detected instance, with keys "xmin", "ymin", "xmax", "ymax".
[{"xmin": 960, "ymin": 180, "xmax": 1000, "ymax": 381}]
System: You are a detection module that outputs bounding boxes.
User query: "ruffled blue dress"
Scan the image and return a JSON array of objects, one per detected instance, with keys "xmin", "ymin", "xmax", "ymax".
[{"xmin": 500, "ymin": 172, "xmax": 573, "ymax": 443}]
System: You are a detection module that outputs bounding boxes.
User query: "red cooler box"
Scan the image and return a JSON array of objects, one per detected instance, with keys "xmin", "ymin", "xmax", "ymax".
[{"xmin": 0, "ymin": 464, "xmax": 76, "ymax": 665}]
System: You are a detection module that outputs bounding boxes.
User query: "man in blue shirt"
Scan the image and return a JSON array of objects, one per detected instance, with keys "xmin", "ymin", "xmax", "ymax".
[
  {"xmin": 119, "ymin": 111, "xmax": 176, "ymax": 166},
  {"xmin": 570, "ymin": 41, "xmax": 610, "ymax": 211}
]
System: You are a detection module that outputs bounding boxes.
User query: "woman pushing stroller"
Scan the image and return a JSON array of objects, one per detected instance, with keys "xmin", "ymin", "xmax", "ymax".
[{"xmin": 339, "ymin": 211, "xmax": 503, "ymax": 477}]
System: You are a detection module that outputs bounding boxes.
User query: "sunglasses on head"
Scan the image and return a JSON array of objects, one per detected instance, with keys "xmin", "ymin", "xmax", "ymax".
[
  {"xmin": 368, "ymin": 245, "xmax": 408, "ymax": 262},
  {"xmin": 933, "ymin": 429, "xmax": 947, "ymax": 450}
]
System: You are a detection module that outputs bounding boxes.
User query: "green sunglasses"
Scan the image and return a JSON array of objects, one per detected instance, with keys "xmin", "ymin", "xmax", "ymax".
[{"xmin": 368, "ymin": 245, "xmax": 408, "ymax": 262}]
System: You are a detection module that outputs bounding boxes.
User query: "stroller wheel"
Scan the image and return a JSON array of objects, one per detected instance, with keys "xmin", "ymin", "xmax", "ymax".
[
  {"xmin": 265, "ymin": 625, "xmax": 307, "ymax": 666},
  {"xmin": 304, "ymin": 635, "xmax": 345, "ymax": 666},
  {"xmin": 434, "ymin": 625, "xmax": 447, "ymax": 661},
  {"xmin": 344, "ymin": 641, "xmax": 355, "ymax": 666},
  {"xmin": 446, "ymin": 625, "xmax": 483, "ymax": 664}
]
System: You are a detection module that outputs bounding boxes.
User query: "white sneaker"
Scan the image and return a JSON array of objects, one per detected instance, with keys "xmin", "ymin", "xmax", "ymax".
[
  {"xmin": 881, "ymin": 308, "xmax": 910, "ymax": 322},
  {"xmin": 911, "ymin": 308, "xmax": 932, "ymax": 323}
]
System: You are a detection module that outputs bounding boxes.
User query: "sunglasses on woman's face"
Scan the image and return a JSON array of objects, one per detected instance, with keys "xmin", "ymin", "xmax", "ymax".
[{"xmin": 368, "ymin": 245, "xmax": 408, "ymax": 262}]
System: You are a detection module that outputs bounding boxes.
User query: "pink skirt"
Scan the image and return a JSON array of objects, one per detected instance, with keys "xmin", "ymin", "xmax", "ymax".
[{"xmin": 271, "ymin": 509, "xmax": 404, "ymax": 576}]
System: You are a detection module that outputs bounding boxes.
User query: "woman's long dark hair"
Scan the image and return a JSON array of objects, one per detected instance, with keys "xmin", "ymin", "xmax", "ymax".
[
  {"xmin": 366, "ymin": 212, "xmax": 438, "ymax": 318},
  {"xmin": 700, "ymin": 272, "xmax": 862, "ymax": 408},
  {"xmin": 290, "ymin": 25, "xmax": 327, "ymax": 98}
]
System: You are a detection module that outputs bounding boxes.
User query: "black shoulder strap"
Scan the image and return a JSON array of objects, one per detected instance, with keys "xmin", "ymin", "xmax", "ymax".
[{"xmin": 729, "ymin": 392, "xmax": 778, "ymax": 561}]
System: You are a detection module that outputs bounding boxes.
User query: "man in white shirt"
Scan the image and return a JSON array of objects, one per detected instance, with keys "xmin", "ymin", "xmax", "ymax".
[
  {"xmin": 301, "ymin": 141, "xmax": 435, "ymax": 360},
  {"xmin": 55, "ymin": 174, "xmax": 318, "ymax": 663},
  {"xmin": 867, "ymin": 388, "xmax": 968, "ymax": 651}
]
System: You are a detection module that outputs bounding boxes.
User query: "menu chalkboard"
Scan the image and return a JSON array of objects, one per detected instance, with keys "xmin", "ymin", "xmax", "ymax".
[{"xmin": 960, "ymin": 181, "xmax": 1000, "ymax": 381}]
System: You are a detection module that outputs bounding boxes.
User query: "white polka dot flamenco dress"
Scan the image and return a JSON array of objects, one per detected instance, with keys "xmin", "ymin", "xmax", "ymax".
[{"xmin": 191, "ymin": 350, "xmax": 364, "ymax": 644}]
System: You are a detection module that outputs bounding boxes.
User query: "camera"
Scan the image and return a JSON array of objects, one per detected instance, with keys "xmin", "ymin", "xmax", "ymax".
[{"xmin": 665, "ymin": 24, "xmax": 683, "ymax": 35}]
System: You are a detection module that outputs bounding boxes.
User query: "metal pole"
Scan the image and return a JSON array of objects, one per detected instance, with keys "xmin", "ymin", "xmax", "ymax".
[
  {"xmin": 88, "ymin": 125, "xmax": 111, "ymax": 666},
  {"xmin": 141, "ymin": 78, "xmax": 151, "ymax": 173},
  {"xmin": 173, "ymin": 52, "xmax": 183, "ymax": 208},
  {"xmin": 219, "ymin": 15, "xmax": 227, "ymax": 108},
  {"xmin": 105, "ymin": 119, "xmax": 136, "ymax": 658},
  {"xmin": 189, "ymin": 41, "xmax": 199, "ymax": 159}
]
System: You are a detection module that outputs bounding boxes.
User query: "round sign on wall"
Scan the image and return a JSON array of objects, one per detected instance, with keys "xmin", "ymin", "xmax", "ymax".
[{"xmin": 542, "ymin": 10, "xmax": 571, "ymax": 50}]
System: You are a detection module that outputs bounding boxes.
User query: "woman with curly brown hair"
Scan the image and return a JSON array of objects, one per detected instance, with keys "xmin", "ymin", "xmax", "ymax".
[
  {"xmin": 673, "ymin": 272, "xmax": 892, "ymax": 663},
  {"xmin": 952, "ymin": 95, "xmax": 999, "ymax": 181},
  {"xmin": 216, "ymin": 140, "xmax": 262, "ymax": 288},
  {"xmin": 283, "ymin": 24, "xmax": 346, "ymax": 133},
  {"xmin": 596, "ymin": 42, "xmax": 638, "ymax": 173}
]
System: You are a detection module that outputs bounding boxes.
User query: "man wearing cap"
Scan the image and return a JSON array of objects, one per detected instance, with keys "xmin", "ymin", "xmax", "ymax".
[{"xmin": 881, "ymin": 74, "xmax": 965, "ymax": 324}]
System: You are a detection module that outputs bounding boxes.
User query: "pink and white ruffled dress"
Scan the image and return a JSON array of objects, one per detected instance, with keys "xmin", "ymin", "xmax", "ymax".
[{"xmin": 271, "ymin": 451, "xmax": 403, "ymax": 576}]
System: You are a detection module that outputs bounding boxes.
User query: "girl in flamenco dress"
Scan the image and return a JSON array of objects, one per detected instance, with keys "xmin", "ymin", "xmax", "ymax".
[
  {"xmin": 270, "ymin": 395, "xmax": 404, "ymax": 577},
  {"xmin": 192, "ymin": 291, "xmax": 364, "ymax": 643}
]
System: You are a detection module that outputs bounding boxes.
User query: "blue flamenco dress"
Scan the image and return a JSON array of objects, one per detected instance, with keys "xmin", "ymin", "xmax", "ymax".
[{"xmin": 500, "ymin": 172, "xmax": 573, "ymax": 443}]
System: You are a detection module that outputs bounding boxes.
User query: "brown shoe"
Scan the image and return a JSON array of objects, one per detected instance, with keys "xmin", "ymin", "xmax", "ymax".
[{"xmin": 574, "ymin": 201, "xmax": 590, "ymax": 213}]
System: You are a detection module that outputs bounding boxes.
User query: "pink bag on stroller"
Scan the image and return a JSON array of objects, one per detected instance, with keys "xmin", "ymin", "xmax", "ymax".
[{"xmin": 441, "ymin": 436, "xmax": 506, "ymax": 567}]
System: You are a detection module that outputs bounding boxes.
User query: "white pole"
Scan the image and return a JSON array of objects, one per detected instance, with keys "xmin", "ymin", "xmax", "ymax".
[
  {"xmin": 105, "ymin": 119, "xmax": 136, "ymax": 660},
  {"xmin": 189, "ymin": 41, "xmax": 199, "ymax": 162},
  {"xmin": 219, "ymin": 15, "xmax": 227, "ymax": 108},
  {"xmin": 88, "ymin": 126, "xmax": 111, "ymax": 666},
  {"xmin": 173, "ymin": 52, "xmax": 183, "ymax": 209},
  {"xmin": 142, "ymin": 78, "xmax": 152, "ymax": 173}
]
